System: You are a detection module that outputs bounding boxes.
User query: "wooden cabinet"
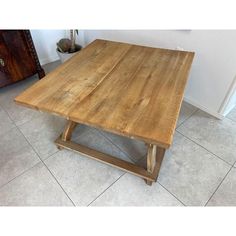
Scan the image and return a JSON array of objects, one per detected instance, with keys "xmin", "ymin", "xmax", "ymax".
[{"xmin": 0, "ymin": 30, "xmax": 45, "ymax": 88}]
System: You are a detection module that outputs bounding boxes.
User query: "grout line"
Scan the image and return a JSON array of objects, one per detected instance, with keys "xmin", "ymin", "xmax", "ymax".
[
  {"xmin": 0, "ymin": 161, "xmax": 43, "ymax": 191},
  {"xmin": 0, "ymin": 105, "xmax": 45, "ymax": 191},
  {"xmin": 176, "ymin": 108, "xmax": 199, "ymax": 129},
  {"xmin": 14, "ymin": 114, "xmax": 41, "ymax": 128},
  {"xmin": 87, "ymin": 173, "xmax": 126, "ymax": 206},
  {"xmin": 0, "ymin": 123, "xmax": 17, "ymax": 136},
  {"xmin": 0, "ymin": 104, "xmax": 20, "ymax": 130},
  {"xmin": 0, "ymin": 101, "xmax": 37, "ymax": 130},
  {"xmin": 0, "ymin": 66, "xmax": 76, "ymax": 205},
  {"xmin": 157, "ymin": 181, "xmax": 186, "ymax": 206},
  {"xmin": 0, "ymin": 88, "xmax": 41, "ymax": 128},
  {"xmin": 97, "ymin": 129, "xmax": 135, "ymax": 159},
  {"xmin": 204, "ymin": 165, "xmax": 234, "ymax": 206},
  {"xmin": 3, "ymin": 105, "xmax": 121, "ymax": 207},
  {"xmin": 15, "ymin": 124, "xmax": 76, "ymax": 206},
  {"xmin": 42, "ymin": 161, "xmax": 76, "ymax": 206},
  {"xmin": 15, "ymin": 124, "xmax": 50, "ymax": 162},
  {"xmin": 176, "ymin": 130, "xmax": 233, "ymax": 167},
  {"xmin": 97, "ymin": 129, "xmax": 145, "ymax": 163}
]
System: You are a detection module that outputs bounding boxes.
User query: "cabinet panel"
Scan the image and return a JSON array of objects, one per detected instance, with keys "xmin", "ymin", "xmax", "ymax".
[
  {"xmin": 1, "ymin": 30, "xmax": 37, "ymax": 82},
  {"xmin": 0, "ymin": 30, "xmax": 45, "ymax": 88}
]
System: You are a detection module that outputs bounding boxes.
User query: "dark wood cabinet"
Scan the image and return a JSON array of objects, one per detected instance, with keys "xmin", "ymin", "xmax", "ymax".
[{"xmin": 0, "ymin": 30, "xmax": 45, "ymax": 88}]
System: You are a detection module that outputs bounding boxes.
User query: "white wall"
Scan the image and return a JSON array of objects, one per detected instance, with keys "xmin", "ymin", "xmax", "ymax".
[
  {"xmin": 30, "ymin": 30, "xmax": 66, "ymax": 65},
  {"xmin": 83, "ymin": 30, "xmax": 236, "ymax": 118},
  {"xmin": 30, "ymin": 30, "xmax": 86, "ymax": 65}
]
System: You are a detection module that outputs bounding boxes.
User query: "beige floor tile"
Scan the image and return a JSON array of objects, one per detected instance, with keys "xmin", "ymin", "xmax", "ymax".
[
  {"xmin": 0, "ymin": 76, "xmax": 39, "ymax": 126},
  {"xmin": 0, "ymin": 128, "xmax": 40, "ymax": 187},
  {"xmin": 0, "ymin": 162, "xmax": 73, "ymax": 206},
  {"xmin": 177, "ymin": 101, "xmax": 197, "ymax": 126},
  {"xmin": 91, "ymin": 173, "xmax": 183, "ymax": 206},
  {"xmin": 207, "ymin": 167, "xmax": 236, "ymax": 206},
  {"xmin": 45, "ymin": 149, "xmax": 124, "ymax": 206},
  {"xmin": 177, "ymin": 110, "xmax": 236, "ymax": 164},
  {"xmin": 73, "ymin": 127, "xmax": 133, "ymax": 162},
  {"xmin": 18, "ymin": 113, "xmax": 66, "ymax": 159},
  {"xmin": 0, "ymin": 106, "xmax": 15, "ymax": 135},
  {"xmin": 158, "ymin": 132, "xmax": 230, "ymax": 206},
  {"xmin": 227, "ymin": 107, "xmax": 236, "ymax": 123},
  {"xmin": 98, "ymin": 130, "xmax": 146, "ymax": 162}
]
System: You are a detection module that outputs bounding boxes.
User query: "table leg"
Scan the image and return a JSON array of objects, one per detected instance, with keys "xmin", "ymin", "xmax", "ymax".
[
  {"xmin": 146, "ymin": 144, "xmax": 166, "ymax": 186},
  {"xmin": 146, "ymin": 144, "xmax": 156, "ymax": 185},
  {"xmin": 57, "ymin": 120, "xmax": 77, "ymax": 149},
  {"xmin": 55, "ymin": 121, "xmax": 166, "ymax": 186}
]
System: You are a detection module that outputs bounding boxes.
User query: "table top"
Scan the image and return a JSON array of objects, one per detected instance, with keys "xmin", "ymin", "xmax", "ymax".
[{"xmin": 15, "ymin": 39, "xmax": 194, "ymax": 148}]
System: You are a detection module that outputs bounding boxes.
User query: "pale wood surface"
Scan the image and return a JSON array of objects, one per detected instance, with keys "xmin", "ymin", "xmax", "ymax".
[
  {"xmin": 61, "ymin": 120, "xmax": 77, "ymax": 141},
  {"xmin": 146, "ymin": 144, "xmax": 157, "ymax": 185},
  {"xmin": 15, "ymin": 39, "xmax": 194, "ymax": 148}
]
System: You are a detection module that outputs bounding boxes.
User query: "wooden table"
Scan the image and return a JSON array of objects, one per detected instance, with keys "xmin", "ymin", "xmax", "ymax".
[{"xmin": 15, "ymin": 39, "xmax": 194, "ymax": 185}]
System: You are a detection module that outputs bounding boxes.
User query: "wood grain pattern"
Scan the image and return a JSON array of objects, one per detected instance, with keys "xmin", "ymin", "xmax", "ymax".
[
  {"xmin": 15, "ymin": 39, "xmax": 194, "ymax": 148},
  {"xmin": 61, "ymin": 120, "xmax": 77, "ymax": 141}
]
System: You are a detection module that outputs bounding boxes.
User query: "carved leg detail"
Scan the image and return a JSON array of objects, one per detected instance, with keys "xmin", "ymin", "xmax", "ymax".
[
  {"xmin": 62, "ymin": 121, "xmax": 77, "ymax": 141},
  {"xmin": 57, "ymin": 120, "xmax": 77, "ymax": 150}
]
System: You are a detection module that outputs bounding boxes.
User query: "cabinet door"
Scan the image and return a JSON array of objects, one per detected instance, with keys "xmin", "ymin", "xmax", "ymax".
[{"xmin": 0, "ymin": 30, "xmax": 38, "ymax": 82}]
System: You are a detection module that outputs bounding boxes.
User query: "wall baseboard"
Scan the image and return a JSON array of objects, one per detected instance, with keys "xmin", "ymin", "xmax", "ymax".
[
  {"xmin": 184, "ymin": 96, "xmax": 224, "ymax": 120},
  {"xmin": 39, "ymin": 55, "xmax": 60, "ymax": 65}
]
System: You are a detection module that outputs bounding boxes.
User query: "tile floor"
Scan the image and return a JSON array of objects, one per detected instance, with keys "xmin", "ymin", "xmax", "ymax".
[{"xmin": 0, "ymin": 61, "xmax": 236, "ymax": 206}]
